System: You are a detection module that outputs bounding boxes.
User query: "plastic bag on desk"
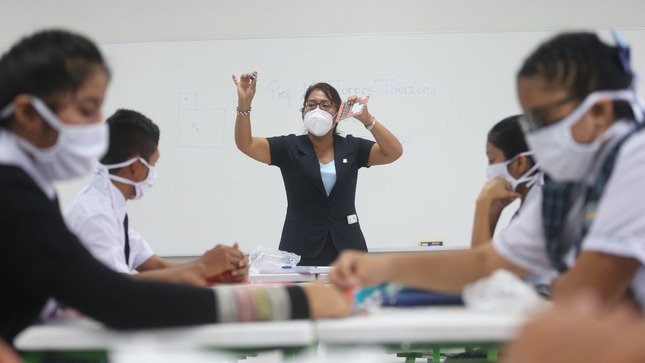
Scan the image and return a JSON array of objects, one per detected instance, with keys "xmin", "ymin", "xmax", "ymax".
[
  {"xmin": 462, "ymin": 269, "xmax": 549, "ymax": 314},
  {"xmin": 248, "ymin": 245, "xmax": 301, "ymax": 272}
]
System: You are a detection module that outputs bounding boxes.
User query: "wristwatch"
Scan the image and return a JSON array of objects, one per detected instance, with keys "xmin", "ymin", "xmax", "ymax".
[{"xmin": 365, "ymin": 117, "xmax": 376, "ymax": 131}]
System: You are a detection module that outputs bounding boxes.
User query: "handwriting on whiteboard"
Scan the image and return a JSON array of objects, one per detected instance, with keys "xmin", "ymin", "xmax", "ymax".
[{"xmin": 263, "ymin": 78, "xmax": 436, "ymax": 107}]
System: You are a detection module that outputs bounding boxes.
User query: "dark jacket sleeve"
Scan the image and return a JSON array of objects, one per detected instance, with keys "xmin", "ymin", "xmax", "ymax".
[
  {"xmin": 267, "ymin": 134, "xmax": 295, "ymax": 167},
  {"xmin": 1, "ymin": 180, "xmax": 217, "ymax": 329},
  {"xmin": 346, "ymin": 134, "xmax": 375, "ymax": 168}
]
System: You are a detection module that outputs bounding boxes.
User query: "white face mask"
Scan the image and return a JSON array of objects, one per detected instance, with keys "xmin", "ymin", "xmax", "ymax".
[
  {"xmin": 101, "ymin": 157, "xmax": 156, "ymax": 200},
  {"xmin": 0, "ymin": 97, "xmax": 108, "ymax": 182},
  {"xmin": 521, "ymin": 89, "xmax": 643, "ymax": 182},
  {"xmin": 303, "ymin": 108, "xmax": 334, "ymax": 137},
  {"xmin": 486, "ymin": 152, "xmax": 542, "ymax": 191}
]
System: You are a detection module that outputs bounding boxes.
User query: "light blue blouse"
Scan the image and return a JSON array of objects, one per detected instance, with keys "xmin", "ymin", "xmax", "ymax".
[{"xmin": 320, "ymin": 160, "xmax": 337, "ymax": 196}]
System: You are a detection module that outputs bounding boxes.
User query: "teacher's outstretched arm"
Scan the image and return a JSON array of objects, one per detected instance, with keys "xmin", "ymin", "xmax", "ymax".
[
  {"xmin": 347, "ymin": 95, "xmax": 403, "ymax": 166},
  {"xmin": 233, "ymin": 72, "xmax": 271, "ymax": 164}
]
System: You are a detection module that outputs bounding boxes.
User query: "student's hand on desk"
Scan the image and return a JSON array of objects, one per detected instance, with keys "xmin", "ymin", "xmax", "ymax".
[
  {"xmin": 477, "ymin": 177, "xmax": 519, "ymax": 209},
  {"xmin": 212, "ymin": 246, "xmax": 249, "ymax": 283},
  {"xmin": 503, "ymin": 293, "xmax": 643, "ymax": 363},
  {"xmin": 303, "ymin": 283, "xmax": 351, "ymax": 319},
  {"xmin": 331, "ymin": 250, "xmax": 389, "ymax": 289},
  {"xmin": 199, "ymin": 244, "xmax": 246, "ymax": 278},
  {"xmin": 145, "ymin": 263, "xmax": 208, "ymax": 287},
  {"xmin": 0, "ymin": 338, "xmax": 21, "ymax": 363},
  {"xmin": 232, "ymin": 72, "xmax": 257, "ymax": 110}
]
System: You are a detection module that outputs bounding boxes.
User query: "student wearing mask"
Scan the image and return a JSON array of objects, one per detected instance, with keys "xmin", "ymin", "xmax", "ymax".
[
  {"xmin": 332, "ymin": 31, "xmax": 645, "ymax": 311},
  {"xmin": 0, "ymin": 29, "xmax": 348, "ymax": 345},
  {"xmin": 471, "ymin": 115, "xmax": 542, "ymax": 247},
  {"xmin": 233, "ymin": 75, "xmax": 403, "ymax": 266},
  {"xmin": 65, "ymin": 109, "xmax": 247, "ymax": 285}
]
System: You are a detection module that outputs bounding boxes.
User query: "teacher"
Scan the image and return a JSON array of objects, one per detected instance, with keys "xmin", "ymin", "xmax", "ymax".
[{"xmin": 233, "ymin": 73, "xmax": 403, "ymax": 266}]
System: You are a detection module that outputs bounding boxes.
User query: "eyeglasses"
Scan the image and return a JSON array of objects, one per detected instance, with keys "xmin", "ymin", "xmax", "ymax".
[
  {"xmin": 303, "ymin": 100, "xmax": 336, "ymax": 111},
  {"xmin": 520, "ymin": 95, "xmax": 580, "ymax": 132}
]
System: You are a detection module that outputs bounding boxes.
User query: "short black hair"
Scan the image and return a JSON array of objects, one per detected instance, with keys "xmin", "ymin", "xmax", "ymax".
[
  {"xmin": 0, "ymin": 29, "xmax": 109, "ymax": 117},
  {"xmin": 300, "ymin": 82, "xmax": 342, "ymax": 113},
  {"xmin": 518, "ymin": 32, "xmax": 633, "ymax": 119},
  {"xmin": 488, "ymin": 115, "xmax": 531, "ymax": 161},
  {"xmin": 100, "ymin": 109, "xmax": 160, "ymax": 170}
]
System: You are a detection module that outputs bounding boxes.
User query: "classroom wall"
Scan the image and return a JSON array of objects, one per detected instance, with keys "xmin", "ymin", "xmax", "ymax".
[
  {"xmin": 2, "ymin": 0, "xmax": 644, "ymax": 47},
  {"xmin": 1, "ymin": 1, "xmax": 644, "ymax": 256}
]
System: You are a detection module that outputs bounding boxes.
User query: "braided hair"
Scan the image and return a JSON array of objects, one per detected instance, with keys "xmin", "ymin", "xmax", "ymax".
[{"xmin": 518, "ymin": 32, "xmax": 634, "ymax": 120}]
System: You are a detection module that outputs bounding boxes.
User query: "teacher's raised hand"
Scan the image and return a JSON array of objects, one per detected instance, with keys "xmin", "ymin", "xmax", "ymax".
[{"xmin": 232, "ymin": 71, "xmax": 257, "ymax": 110}]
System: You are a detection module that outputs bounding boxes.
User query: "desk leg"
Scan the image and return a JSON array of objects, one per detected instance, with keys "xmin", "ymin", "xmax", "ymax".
[
  {"xmin": 282, "ymin": 346, "xmax": 314, "ymax": 362},
  {"xmin": 396, "ymin": 352, "xmax": 425, "ymax": 363},
  {"xmin": 432, "ymin": 347, "xmax": 441, "ymax": 362},
  {"xmin": 487, "ymin": 347, "xmax": 498, "ymax": 362},
  {"xmin": 22, "ymin": 352, "xmax": 41, "ymax": 363}
]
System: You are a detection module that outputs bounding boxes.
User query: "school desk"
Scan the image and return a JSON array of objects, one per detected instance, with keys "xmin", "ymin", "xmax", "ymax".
[
  {"xmin": 249, "ymin": 267, "xmax": 331, "ymax": 283},
  {"xmin": 369, "ymin": 246, "xmax": 469, "ymax": 253},
  {"xmin": 15, "ymin": 317, "xmax": 316, "ymax": 363},
  {"xmin": 248, "ymin": 272, "xmax": 318, "ymax": 283},
  {"xmin": 315, "ymin": 306, "xmax": 530, "ymax": 362},
  {"xmin": 16, "ymin": 306, "xmax": 531, "ymax": 363}
]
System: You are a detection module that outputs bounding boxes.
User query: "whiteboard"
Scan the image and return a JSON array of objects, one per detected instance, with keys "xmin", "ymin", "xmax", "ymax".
[{"xmin": 55, "ymin": 29, "xmax": 645, "ymax": 256}]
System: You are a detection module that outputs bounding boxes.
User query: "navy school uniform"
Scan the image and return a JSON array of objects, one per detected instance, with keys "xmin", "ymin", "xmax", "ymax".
[{"xmin": 267, "ymin": 134, "xmax": 375, "ymax": 265}]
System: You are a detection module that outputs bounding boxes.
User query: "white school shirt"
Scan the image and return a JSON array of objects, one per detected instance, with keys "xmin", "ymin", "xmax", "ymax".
[
  {"xmin": 64, "ymin": 171, "xmax": 154, "ymax": 273},
  {"xmin": 515, "ymin": 177, "xmax": 543, "ymax": 216},
  {"xmin": 494, "ymin": 181, "xmax": 553, "ymax": 291},
  {"xmin": 0, "ymin": 129, "xmax": 56, "ymax": 200},
  {"xmin": 493, "ymin": 120, "xmax": 645, "ymax": 307}
]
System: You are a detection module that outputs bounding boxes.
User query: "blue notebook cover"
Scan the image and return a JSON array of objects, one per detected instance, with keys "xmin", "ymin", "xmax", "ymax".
[{"xmin": 381, "ymin": 288, "xmax": 463, "ymax": 307}]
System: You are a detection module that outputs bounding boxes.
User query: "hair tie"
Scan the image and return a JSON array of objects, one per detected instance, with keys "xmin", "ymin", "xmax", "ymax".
[{"xmin": 611, "ymin": 29, "xmax": 634, "ymax": 80}]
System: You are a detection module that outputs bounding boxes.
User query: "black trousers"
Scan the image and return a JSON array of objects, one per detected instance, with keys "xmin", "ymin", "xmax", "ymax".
[{"xmin": 297, "ymin": 232, "xmax": 339, "ymax": 266}]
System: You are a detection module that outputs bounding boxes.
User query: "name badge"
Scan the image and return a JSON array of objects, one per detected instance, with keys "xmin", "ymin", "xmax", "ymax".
[{"xmin": 347, "ymin": 214, "xmax": 358, "ymax": 225}]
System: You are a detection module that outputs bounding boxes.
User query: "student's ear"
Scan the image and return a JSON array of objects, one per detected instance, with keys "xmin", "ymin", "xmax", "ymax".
[
  {"xmin": 510, "ymin": 155, "xmax": 530, "ymax": 177},
  {"xmin": 10, "ymin": 95, "xmax": 43, "ymax": 132},
  {"xmin": 590, "ymin": 99, "xmax": 614, "ymax": 135},
  {"xmin": 125, "ymin": 156, "xmax": 142, "ymax": 177}
]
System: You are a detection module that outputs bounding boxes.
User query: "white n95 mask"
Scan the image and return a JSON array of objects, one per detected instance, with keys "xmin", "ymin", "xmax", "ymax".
[
  {"xmin": 100, "ymin": 157, "xmax": 157, "ymax": 200},
  {"xmin": 303, "ymin": 108, "xmax": 334, "ymax": 137},
  {"xmin": 486, "ymin": 152, "xmax": 542, "ymax": 191},
  {"xmin": 0, "ymin": 97, "xmax": 108, "ymax": 181},
  {"xmin": 520, "ymin": 89, "xmax": 642, "ymax": 182}
]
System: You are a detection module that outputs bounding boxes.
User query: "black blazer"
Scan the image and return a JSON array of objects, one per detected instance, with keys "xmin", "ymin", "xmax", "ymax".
[{"xmin": 268, "ymin": 134, "xmax": 374, "ymax": 258}]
